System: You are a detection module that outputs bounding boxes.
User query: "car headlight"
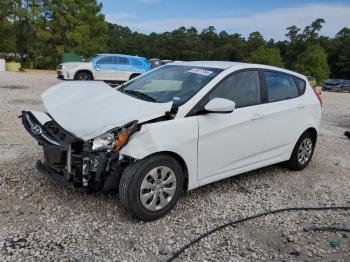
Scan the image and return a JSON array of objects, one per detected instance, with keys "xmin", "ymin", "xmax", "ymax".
[
  {"xmin": 92, "ymin": 121, "xmax": 138, "ymax": 152},
  {"xmin": 92, "ymin": 133, "xmax": 115, "ymax": 151},
  {"xmin": 114, "ymin": 129, "xmax": 131, "ymax": 151}
]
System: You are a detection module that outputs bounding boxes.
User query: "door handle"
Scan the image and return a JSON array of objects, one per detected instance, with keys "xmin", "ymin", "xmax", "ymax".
[
  {"xmin": 297, "ymin": 104, "xmax": 306, "ymax": 109},
  {"xmin": 251, "ymin": 113, "xmax": 264, "ymax": 121}
]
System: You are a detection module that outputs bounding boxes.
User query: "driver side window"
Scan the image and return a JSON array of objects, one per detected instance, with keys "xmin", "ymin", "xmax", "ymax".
[
  {"xmin": 209, "ymin": 71, "xmax": 261, "ymax": 108},
  {"xmin": 96, "ymin": 56, "xmax": 115, "ymax": 65}
]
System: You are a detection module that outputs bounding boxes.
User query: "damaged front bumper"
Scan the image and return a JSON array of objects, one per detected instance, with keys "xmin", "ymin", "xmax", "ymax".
[{"xmin": 21, "ymin": 111, "xmax": 136, "ymax": 192}]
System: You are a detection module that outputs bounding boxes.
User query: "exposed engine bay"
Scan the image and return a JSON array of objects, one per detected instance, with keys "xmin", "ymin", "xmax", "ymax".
[{"xmin": 22, "ymin": 110, "xmax": 175, "ymax": 192}]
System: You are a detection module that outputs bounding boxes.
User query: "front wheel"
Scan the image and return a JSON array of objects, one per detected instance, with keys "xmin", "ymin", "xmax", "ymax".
[
  {"xmin": 75, "ymin": 71, "xmax": 92, "ymax": 81},
  {"xmin": 119, "ymin": 155, "xmax": 184, "ymax": 221},
  {"xmin": 286, "ymin": 131, "xmax": 316, "ymax": 171}
]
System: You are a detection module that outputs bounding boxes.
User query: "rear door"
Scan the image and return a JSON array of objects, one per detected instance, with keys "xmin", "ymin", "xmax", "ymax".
[
  {"xmin": 260, "ymin": 70, "xmax": 307, "ymax": 162},
  {"xmin": 195, "ymin": 70, "xmax": 267, "ymax": 184},
  {"xmin": 114, "ymin": 56, "xmax": 133, "ymax": 81}
]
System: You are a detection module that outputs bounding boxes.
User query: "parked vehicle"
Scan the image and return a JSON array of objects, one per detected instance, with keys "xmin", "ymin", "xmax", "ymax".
[
  {"xmin": 149, "ymin": 58, "xmax": 161, "ymax": 68},
  {"xmin": 161, "ymin": 59, "xmax": 174, "ymax": 65},
  {"xmin": 149, "ymin": 58, "xmax": 173, "ymax": 68},
  {"xmin": 322, "ymin": 79, "xmax": 350, "ymax": 92},
  {"xmin": 306, "ymin": 76, "xmax": 317, "ymax": 87},
  {"xmin": 57, "ymin": 54, "xmax": 150, "ymax": 83},
  {"xmin": 22, "ymin": 61, "xmax": 322, "ymax": 221}
]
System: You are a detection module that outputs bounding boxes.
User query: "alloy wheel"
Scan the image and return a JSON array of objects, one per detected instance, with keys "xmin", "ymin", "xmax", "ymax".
[
  {"xmin": 140, "ymin": 166, "xmax": 177, "ymax": 211},
  {"xmin": 297, "ymin": 138, "xmax": 313, "ymax": 165}
]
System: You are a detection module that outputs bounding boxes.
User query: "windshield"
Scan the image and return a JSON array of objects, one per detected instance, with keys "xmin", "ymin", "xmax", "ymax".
[
  {"xmin": 86, "ymin": 55, "xmax": 101, "ymax": 62},
  {"xmin": 118, "ymin": 65, "xmax": 223, "ymax": 106}
]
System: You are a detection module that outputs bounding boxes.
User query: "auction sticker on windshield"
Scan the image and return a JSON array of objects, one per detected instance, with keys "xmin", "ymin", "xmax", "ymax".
[{"xmin": 188, "ymin": 68, "xmax": 213, "ymax": 76}]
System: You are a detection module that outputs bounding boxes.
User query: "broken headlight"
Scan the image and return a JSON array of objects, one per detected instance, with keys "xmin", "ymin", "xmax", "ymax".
[
  {"xmin": 92, "ymin": 121, "xmax": 138, "ymax": 152},
  {"xmin": 92, "ymin": 133, "xmax": 115, "ymax": 151}
]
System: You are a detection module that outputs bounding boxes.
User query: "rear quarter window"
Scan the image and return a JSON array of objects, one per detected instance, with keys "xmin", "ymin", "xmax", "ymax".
[{"xmin": 294, "ymin": 77, "xmax": 306, "ymax": 95}]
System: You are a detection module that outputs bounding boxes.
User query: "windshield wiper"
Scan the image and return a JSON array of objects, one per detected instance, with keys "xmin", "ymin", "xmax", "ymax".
[{"xmin": 123, "ymin": 90, "xmax": 156, "ymax": 102}]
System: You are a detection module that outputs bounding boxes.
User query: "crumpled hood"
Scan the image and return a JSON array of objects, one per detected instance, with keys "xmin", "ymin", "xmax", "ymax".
[{"xmin": 42, "ymin": 81, "xmax": 172, "ymax": 141}]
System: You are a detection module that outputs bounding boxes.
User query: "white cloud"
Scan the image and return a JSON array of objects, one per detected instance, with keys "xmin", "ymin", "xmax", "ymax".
[
  {"xmin": 106, "ymin": 3, "xmax": 350, "ymax": 40},
  {"xmin": 105, "ymin": 13, "xmax": 138, "ymax": 22}
]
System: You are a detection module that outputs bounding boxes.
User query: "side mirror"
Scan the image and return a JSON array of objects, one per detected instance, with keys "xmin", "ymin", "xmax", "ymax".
[
  {"xmin": 95, "ymin": 65, "xmax": 100, "ymax": 71},
  {"xmin": 204, "ymin": 98, "xmax": 235, "ymax": 113}
]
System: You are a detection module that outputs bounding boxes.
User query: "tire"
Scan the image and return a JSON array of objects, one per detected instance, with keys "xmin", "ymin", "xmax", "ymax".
[
  {"xmin": 119, "ymin": 155, "xmax": 184, "ymax": 221},
  {"xmin": 129, "ymin": 74, "xmax": 140, "ymax": 80},
  {"xmin": 286, "ymin": 131, "xmax": 316, "ymax": 171},
  {"xmin": 75, "ymin": 71, "xmax": 92, "ymax": 81}
]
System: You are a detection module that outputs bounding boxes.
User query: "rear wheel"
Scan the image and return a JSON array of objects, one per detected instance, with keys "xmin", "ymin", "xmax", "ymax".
[
  {"xmin": 75, "ymin": 71, "xmax": 92, "ymax": 81},
  {"xmin": 129, "ymin": 74, "xmax": 140, "ymax": 80},
  {"xmin": 119, "ymin": 155, "xmax": 183, "ymax": 221},
  {"xmin": 286, "ymin": 131, "xmax": 316, "ymax": 171}
]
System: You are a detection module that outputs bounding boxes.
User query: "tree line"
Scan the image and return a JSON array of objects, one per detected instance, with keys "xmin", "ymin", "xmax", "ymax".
[{"xmin": 1, "ymin": 0, "xmax": 349, "ymax": 82}]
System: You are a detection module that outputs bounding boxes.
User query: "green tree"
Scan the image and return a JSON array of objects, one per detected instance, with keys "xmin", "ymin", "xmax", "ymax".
[
  {"xmin": 247, "ymin": 46, "xmax": 284, "ymax": 67},
  {"xmin": 0, "ymin": 0, "xmax": 18, "ymax": 55},
  {"xmin": 302, "ymin": 18, "xmax": 325, "ymax": 42},
  {"xmin": 48, "ymin": 0, "xmax": 108, "ymax": 66},
  {"xmin": 328, "ymin": 28, "xmax": 350, "ymax": 78},
  {"xmin": 293, "ymin": 45, "xmax": 330, "ymax": 82}
]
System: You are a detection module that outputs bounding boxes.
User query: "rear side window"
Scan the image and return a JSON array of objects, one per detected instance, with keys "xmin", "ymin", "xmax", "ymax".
[
  {"xmin": 116, "ymin": 56, "xmax": 130, "ymax": 65},
  {"xmin": 265, "ymin": 71, "xmax": 299, "ymax": 102},
  {"xmin": 209, "ymin": 71, "xmax": 260, "ymax": 108},
  {"xmin": 131, "ymin": 58, "xmax": 143, "ymax": 66}
]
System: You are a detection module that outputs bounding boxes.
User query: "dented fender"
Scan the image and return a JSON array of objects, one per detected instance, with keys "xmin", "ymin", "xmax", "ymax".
[{"xmin": 120, "ymin": 117, "xmax": 199, "ymax": 190}]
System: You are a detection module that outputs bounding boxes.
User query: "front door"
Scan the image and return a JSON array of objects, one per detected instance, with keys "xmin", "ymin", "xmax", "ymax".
[
  {"xmin": 113, "ymin": 56, "xmax": 133, "ymax": 81},
  {"xmin": 196, "ymin": 70, "xmax": 267, "ymax": 184},
  {"xmin": 94, "ymin": 56, "xmax": 117, "ymax": 80}
]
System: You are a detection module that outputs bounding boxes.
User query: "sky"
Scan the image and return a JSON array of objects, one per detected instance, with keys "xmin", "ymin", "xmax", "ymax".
[{"xmin": 101, "ymin": 0, "xmax": 350, "ymax": 40}]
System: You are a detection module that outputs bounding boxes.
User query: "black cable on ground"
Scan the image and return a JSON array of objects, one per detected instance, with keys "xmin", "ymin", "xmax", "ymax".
[
  {"xmin": 166, "ymin": 206, "xmax": 350, "ymax": 262},
  {"xmin": 304, "ymin": 226, "xmax": 350, "ymax": 233}
]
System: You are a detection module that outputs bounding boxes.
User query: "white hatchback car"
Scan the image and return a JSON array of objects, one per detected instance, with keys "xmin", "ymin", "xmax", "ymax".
[{"xmin": 22, "ymin": 61, "xmax": 322, "ymax": 221}]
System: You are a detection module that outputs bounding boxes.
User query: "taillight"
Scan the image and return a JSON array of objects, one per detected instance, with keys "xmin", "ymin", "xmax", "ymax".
[{"xmin": 312, "ymin": 87, "xmax": 322, "ymax": 107}]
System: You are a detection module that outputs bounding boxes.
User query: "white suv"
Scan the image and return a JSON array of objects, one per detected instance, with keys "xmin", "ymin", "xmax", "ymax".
[
  {"xmin": 57, "ymin": 54, "xmax": 150, "ymax": 82},
  {"xmin": 22, "ymin": 61, "xmax": 322, "ymax": 221}
]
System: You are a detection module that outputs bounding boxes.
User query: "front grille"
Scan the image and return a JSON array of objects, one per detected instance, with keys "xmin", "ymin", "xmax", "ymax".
[{"xmin": 44, "ymin": 146, "xmax": 66, "ymax": 168}]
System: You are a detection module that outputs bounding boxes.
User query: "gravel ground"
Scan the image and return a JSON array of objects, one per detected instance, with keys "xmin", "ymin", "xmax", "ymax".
[{"xmin": 0, "ymin": 71, "xmax": 350, "ymax": 262}]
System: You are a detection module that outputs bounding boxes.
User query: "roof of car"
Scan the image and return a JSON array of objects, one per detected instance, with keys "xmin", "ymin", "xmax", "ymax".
[
  {"xmin": 97, "ymin": 54, "xmax": 146, "ymax": 59},
  {"xmin": 173, "ymin": 61, "xmax": 307, "ymax": 79},
  {"xmin": 174, "ymin": 61, "xmax": 243, "ymax": 69}
]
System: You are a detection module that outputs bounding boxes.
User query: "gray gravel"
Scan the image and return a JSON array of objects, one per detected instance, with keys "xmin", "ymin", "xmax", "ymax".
[{"xmin": 0, "ymin": 71, "xmax": 350, "ymax": 261}]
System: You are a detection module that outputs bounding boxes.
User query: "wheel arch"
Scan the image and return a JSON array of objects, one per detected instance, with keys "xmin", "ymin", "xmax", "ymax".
[
  {"xmin": 129, "ymin": 73, "xmax": 141, "ymax": 80},
  {"xmin": 302, "ymin": 127, "xmax": 318, "ymax": 144},
  {"xmin": 74, "ymin": 69, "xmax": 94, "ymax": 80},
  {"xmin": 134, "ymin": 151, "xmax": 189, "ymax": 193}
]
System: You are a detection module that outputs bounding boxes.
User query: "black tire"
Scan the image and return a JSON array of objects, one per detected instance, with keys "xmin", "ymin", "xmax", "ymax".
[
  {"xmin": 75, "ymin": 71, "xmax": 92, "ymax": 81},
  {"xmin": 286, "ymin": 131, "xmax": 316, "ymax": 171},
  {"xmin": 119, "ymin": 155, "xmax": 184, "ymax": 221},
  {"xmin": 129, "ymin": 74, "xmax": 140, "ymax": 80}
]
